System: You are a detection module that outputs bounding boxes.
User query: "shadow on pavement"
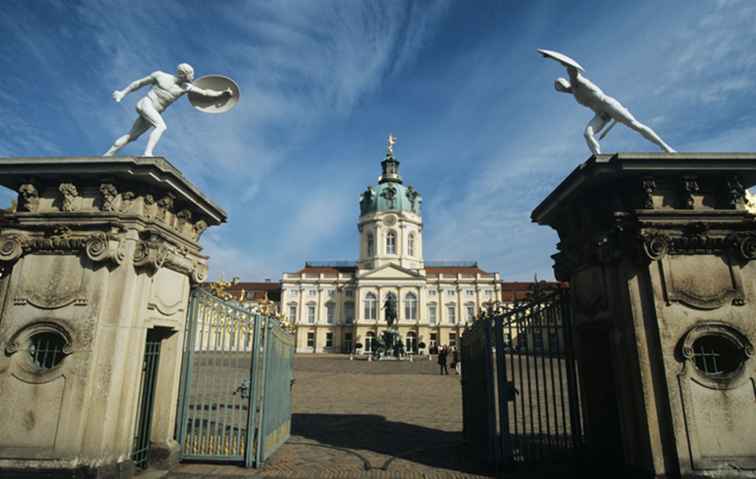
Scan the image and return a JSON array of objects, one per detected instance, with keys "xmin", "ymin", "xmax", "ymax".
[{"xmin": 291, "ymin": 413, "xmax": 491, "ymax": 475}]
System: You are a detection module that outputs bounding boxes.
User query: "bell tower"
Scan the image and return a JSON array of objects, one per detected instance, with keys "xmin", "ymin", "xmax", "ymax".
[{"xmin": 357, "ymin": 135, "xmax": 423, "ymax": 271}]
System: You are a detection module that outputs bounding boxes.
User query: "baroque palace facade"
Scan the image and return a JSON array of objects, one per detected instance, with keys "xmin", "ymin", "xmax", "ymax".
[{"xmin": 279, "ymin": 139, "xmax": 502, "ymax": 354}]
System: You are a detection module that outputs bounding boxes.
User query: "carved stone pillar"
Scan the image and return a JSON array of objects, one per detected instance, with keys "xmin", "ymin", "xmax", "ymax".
[
  {"xmin": 0, "ymin": 157, "xmax": 226, "ymax": 477},
  {"xmin": 532, "ymin": 153, "xmax": 756, "ymax": 478}
]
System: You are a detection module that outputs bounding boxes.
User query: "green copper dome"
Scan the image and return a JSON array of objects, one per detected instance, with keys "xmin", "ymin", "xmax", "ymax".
[{"xmin": 359, "ymin": 152, "xmax": 422, "ymax": 216}]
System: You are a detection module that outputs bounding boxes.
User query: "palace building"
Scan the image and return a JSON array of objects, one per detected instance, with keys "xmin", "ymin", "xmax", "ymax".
[{"xmin": 279, "ymin": 138, "xmax": 502, "ymax": 354}]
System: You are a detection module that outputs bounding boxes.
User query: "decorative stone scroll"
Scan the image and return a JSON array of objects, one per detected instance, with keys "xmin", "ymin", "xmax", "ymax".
[{"xmin": 0, "ymin": 228, "xmax": 127, "ymax": 269}]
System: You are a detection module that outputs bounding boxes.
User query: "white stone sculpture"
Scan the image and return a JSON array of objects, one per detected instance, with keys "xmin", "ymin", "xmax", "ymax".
[
  {"xmin": 104, "ymin": 63, "xmax": 232, "ymax": 157},
  {"xmin": 538, "ymin": 49, "xmax": 675, "ymax": 155},
  {"xmin": 745, "ymin": 190, "xmax": 756, "ymax": 215}
]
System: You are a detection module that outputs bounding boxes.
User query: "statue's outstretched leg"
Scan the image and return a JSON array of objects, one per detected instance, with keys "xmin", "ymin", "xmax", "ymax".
[
  {"xmin": 584, "ymin": 114, "xmax": 609, "ymax": 155},
  {"xmin": 139, "ymin": 101, "xmax": 167, "ymax": 157},
  {"xmin": 104, "ymin": 116, "xmax": 150, "ymax": 156},
  {"xmin": 626, "ymin": 119, "xmax": 676, "ymax": 153}
]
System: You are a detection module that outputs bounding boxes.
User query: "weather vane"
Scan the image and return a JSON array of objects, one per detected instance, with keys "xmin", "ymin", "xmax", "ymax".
[
  {"xmin": 387, "ymin": 133, "xmax": 397, "ymax": 156},
  {"xmin": 538, "ymin": 49, "xmax": 675, "ymax": 155},
  {"xmin": 104, "ymin": 63, "xmax": 240, "ymax": 157}
]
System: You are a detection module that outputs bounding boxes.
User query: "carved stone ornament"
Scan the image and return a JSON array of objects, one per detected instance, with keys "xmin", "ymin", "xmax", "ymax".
[
  {"xmin": 85, "ymin": 232, "xmax": 127, "ymax": 266},
  {"xmin": 193, "ymin": 220, "xmax": 208, "ymax": 240},
  {"xmin": 641, "ymin": 177, "xmax": 656, "ymax": 209},
  {"xmin": 732, "ymin": 233, "xmax": 756, "ymax": 261},
  {"xmin": 120, "ymin": 191, "xmax": 136, "ymax": 212},
  {"xmin": 0, "ymin": 228, "xmax": 127, "ymax": 268},
  {"xmin": 642, "ymin": 233, "xmax": 669, "ymax": 261},
  {"xmin": 726, "ymin": 176, "xmax": 745, "ymax": 209},
  {"xmin": 58, "ymin": 183, "xmax": 79, "ymax": 212},
  {"xmin": 157, "ymin": 194, "xmax": 175, "ymax": 222},
  {"xmin": 133, "ymin": 239, "xmax": 170, "ymax": 272},
  {"xmin": 681, "ymin": 176, "xmax": 700, "ymax": 209},
  {"xmin": 144, "ymin": 194, "xmax": 156, "ymax": 218},
  {"xmin": 0, "ymin": 235, "xmax": 25, "ymax": 263},
  {"xmin": 99, "ymin": 183, "xmax": 118, "ymax": 212},
  {"xmin": 176, "ymin": 209, "xmax": 192, "ymax": 232},
  {"xmin": 191, "ymin": 261, "xmax": 208, "ymax": 284},
  {"xmin": 18, "ymin": 183, "xmax": 39, "ymax": 212}
]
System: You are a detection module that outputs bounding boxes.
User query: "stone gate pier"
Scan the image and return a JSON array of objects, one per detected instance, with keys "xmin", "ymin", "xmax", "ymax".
[
  {"xmin": 0, "ymin": 157, "xmax": 226, "ymax": 478},
  {"xmin": 532, "ymin": 153, "xmax": 756, "ymax": 478}
]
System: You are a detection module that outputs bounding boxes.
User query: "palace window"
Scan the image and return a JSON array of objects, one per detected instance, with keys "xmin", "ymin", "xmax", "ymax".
[
  {"xmin": 446, "ymin": 304, "xmax": 456, "ymax": 324},
  {"xmin": 345, "ymin": 288, "xmax": 354, "ymax": 297},
  {"xmin": 307, "ymin": 303, "xmax": 316, "ymax": 324},
  {"xmin": 366, "ymin": 332, "xmax": 375, "ymax": 352},
  {"xmin": 465, "ymin": 303, "xmax": 476, "ymax": 323},
  {"xmin": 408, "ymin": 233, "xmax": 415, "ymax": 257},
  {"xmin": 326, "ymin": 302, "xmax": 336, "ymax": 324},
  {"xmin": 288, "ymin": 303, "xmax": 297, "ymax": 323},
  {"xmin": 430, "ymin": 333, "xmax": 438, "ymax": 352},
  {"xmin": 344, "ymin": 302, "xmax": 354, "ymax": 324},
  {"xmin": 343, "ymin": 332, "xmax": 353, "ymax": 353},
  {"xmin": 428, "ymin": 303, "xmax": 437, "ymax": 324},
  {"xmin": 446, "ymin": 289, "xmax": 456, "ymax": 297},
  {"xmin": 325, "ymin": 332, "xmax": 333, "ymax": 348},
  {"xmin": 367, "ymin": 233, "xmax": 375, "ymax": 256},
  {"xmin": 327, "ymin": 289, "xmax": 335, "ymax": 298},
  {"xmin": 485, "ymin": 289, "xmax": 493, "ymax": 298},
  {"xmin": 307, "ymin": 332, "xmax": 315, "ymax": 349},
  {"xmin": 308, "ymin": 289, "xmax": 317, "ymax": 297},
  {"xmin": 406, "ymin": 331, "xmax": 417, "ymax": 353},
  {"xmin": 405, "ymin": 292, "xmax": 417, "ymax": 320},
  {"xmin": 364, "ymin": 293, "xmax": 377, "ymax": 320},
  {"xmin": 386, "ymin": 230, "xmax": 397, "ymax": 255},
  {"xmin": 465, "ymin": 289, "xmax": 475, "ymax": 297},
  {"xmin": 449, "ymin": 332, "xmax": 457, "ymax": 348},
  {"xmin": 428, "ymin": 289, "xmax": 437, "ymax": 297}
]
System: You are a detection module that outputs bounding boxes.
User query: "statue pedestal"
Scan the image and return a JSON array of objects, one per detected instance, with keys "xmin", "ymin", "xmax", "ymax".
[
  {"xmin": 533, "ymin": 153, "xmax": 756, "ymax": 478},
  {"xmin": 0, "ymin": 157, "xmax": 226, "ymax": 477}
]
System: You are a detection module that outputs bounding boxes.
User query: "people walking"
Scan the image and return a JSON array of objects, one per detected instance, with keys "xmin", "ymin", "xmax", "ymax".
[
  {"xmin": 451, "ymin": 346, "xmax": 460, "ymax": 375},
  {"xmin": 438, "ymin": 345, "xmax": 449, "ymax": 375}
]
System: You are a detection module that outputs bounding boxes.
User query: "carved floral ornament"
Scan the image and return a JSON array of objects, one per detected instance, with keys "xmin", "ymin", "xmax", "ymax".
[
  {"xmin": 0, "ymin": 229, "xmax": 208, "ymax": 284},
  {"xmin": 11, "ymin": 183, "xmax": 210, "ymax": 241},
  {"xmin": 639, "ymin": 231, "xmax": 756, "ymax": 262}
]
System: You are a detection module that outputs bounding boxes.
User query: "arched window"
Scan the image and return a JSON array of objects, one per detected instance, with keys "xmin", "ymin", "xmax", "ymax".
[
  {"xmin": 408, "ymin": 233, "xmax": 415, "ymax": 257},
  {"xmin": 366, "ymin": 331, "xmax": 376, "ymax": 352},
  {"xmin": 364, "ymin": 293, "xmax": 377, "ymax": 320},
  {"xmin": 405, "ymin": 292, "xmax": 417, "ymax": 320},
  {"xmin": 386, "ymin": 230, "xmax": 396, "ymax": 255},
  {"xmin": 367, "ymin": 232, "xmax": 375, "ymax": 256}
]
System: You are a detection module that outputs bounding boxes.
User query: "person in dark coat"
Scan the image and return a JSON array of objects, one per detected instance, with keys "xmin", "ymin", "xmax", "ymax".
[
  {"xmin": 438, "ymin": 345, "xmax": 449, "ymax": 375},
  {"xmin": 451, "ymin": 347, "xmax": 459, "ymax": 375}
]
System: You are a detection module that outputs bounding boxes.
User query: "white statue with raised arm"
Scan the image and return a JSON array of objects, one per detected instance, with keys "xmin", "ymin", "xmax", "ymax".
[
  {"xmin": 538, "ymin": 49, "xmax": 675, "ymax": 155},
  {"xmin": 104, "ymin": 63, "xmax": 232, "ymax": 157}
]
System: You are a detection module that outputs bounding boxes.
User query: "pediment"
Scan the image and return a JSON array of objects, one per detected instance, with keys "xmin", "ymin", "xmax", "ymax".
[{"xmin": 358, "ymin": 264, "xmax": 423, "ymax": 280}]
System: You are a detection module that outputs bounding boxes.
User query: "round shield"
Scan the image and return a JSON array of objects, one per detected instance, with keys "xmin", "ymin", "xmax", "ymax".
[
  {"xmin": 537, "ymin": 49, "xmax": 585, "ymax": 73},
  {"xmin": 188, "ymin": 75, "xmax": 241, "ymax": 114}
]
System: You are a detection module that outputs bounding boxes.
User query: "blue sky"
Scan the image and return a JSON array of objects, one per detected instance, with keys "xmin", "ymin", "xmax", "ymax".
[{"xmin": 1, "ymin": 0, "xmax": 755, "ymax": 281}]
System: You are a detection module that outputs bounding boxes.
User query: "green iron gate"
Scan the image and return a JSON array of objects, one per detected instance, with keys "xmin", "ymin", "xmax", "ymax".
[
  {"xmin": 176, "ymin": 288, "xmax": 294, "ymax": 468},
  {"xmin": 461, "ymin": 284, "xmax": 583, "ymax": 473},
  {"xmin": 132, "ymin": 329, "xmax": 163, "ymax": 470}
]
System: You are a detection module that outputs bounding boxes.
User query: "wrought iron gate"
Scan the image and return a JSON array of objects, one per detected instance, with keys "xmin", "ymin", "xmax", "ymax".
[
  {"xmin": 461, "ymin": 284, "xmax": 582, "ymax": 473},
  {"xmin": 176, "ymin": 288, "xmax": 294, "ymax": 468}
]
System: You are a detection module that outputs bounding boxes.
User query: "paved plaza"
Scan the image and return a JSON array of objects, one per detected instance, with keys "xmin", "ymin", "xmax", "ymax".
[{"xmin": 166, "ymin": 355, "xmax": 493, "ymax": 479}]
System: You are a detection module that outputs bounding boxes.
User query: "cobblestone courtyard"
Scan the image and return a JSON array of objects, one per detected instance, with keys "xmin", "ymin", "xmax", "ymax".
[{"xmin": 167, "ymin": 355, "xmax": 493, "ymax": 479}]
